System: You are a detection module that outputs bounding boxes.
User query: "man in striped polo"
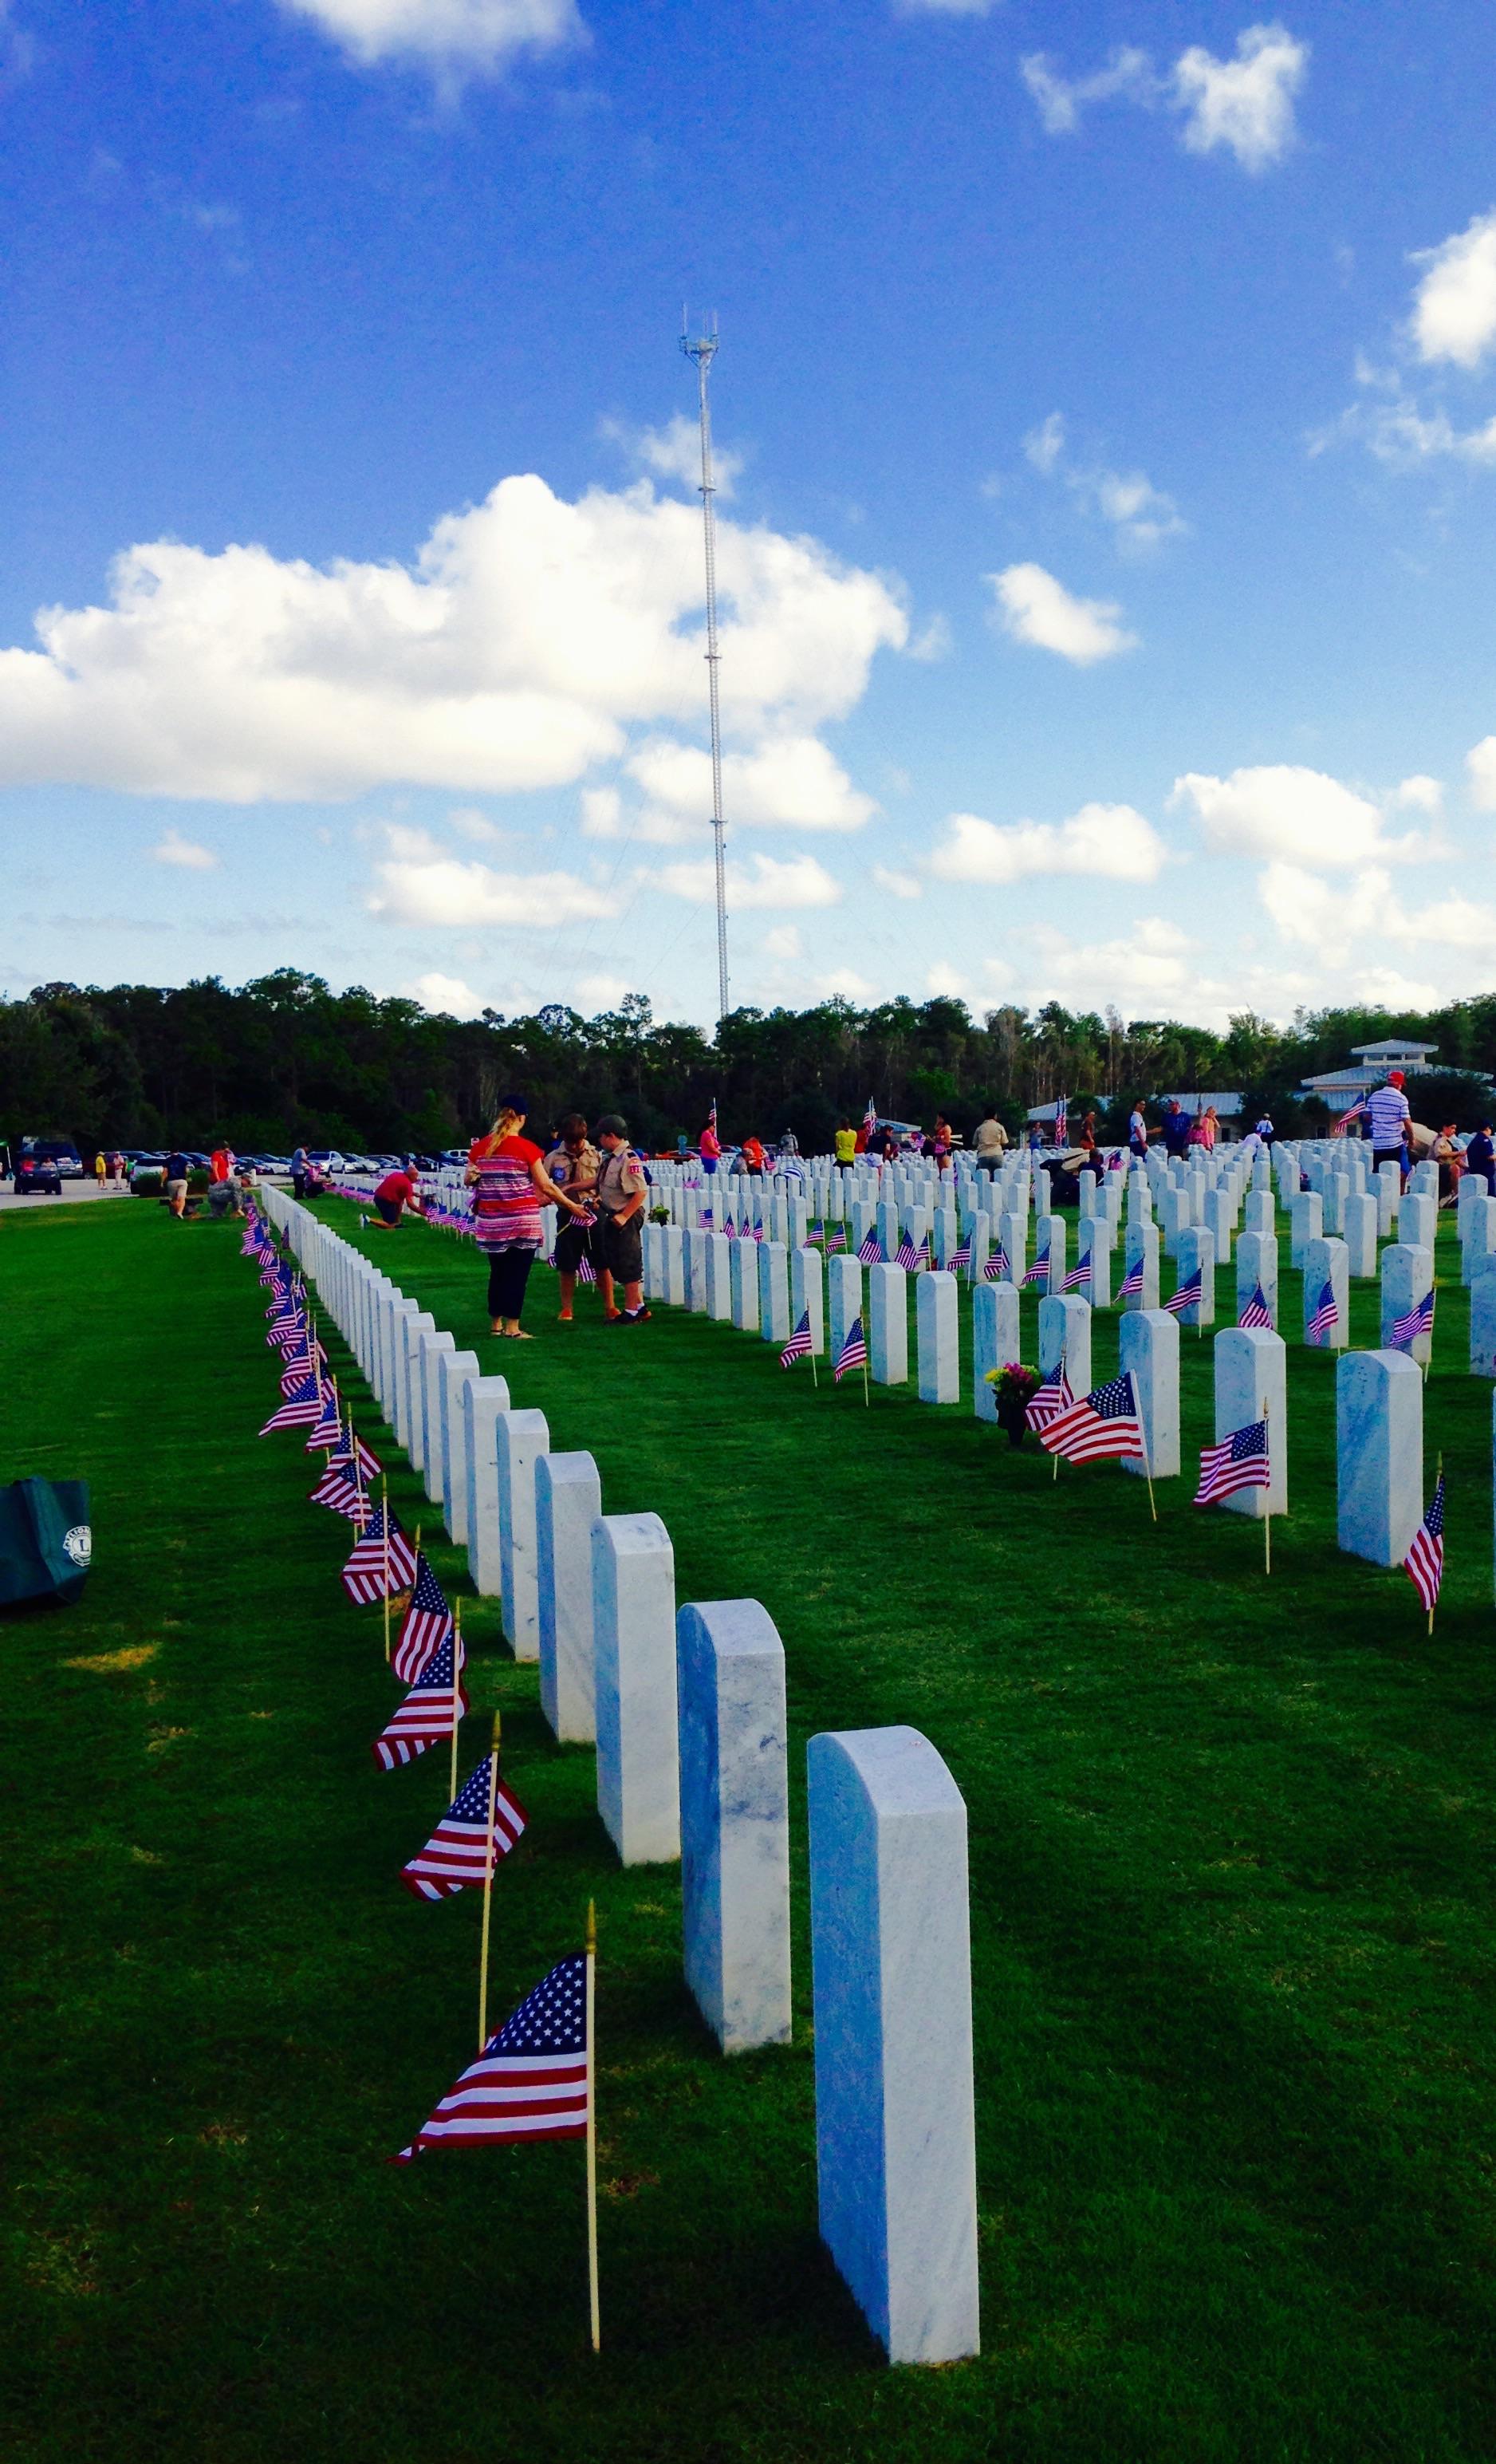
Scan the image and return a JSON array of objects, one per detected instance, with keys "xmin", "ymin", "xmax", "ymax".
[{"xmin": 1366, "ymin": 1069, "xmax": 1412, "ymax": 1189}]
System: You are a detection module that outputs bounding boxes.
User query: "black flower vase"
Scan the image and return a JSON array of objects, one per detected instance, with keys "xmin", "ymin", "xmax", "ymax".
[{"xmin": 995, "ymin": 1394, "xmax": 1028, "ymax": 1449}]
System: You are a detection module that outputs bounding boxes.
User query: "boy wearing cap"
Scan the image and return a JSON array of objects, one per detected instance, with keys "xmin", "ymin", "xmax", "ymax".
[
  {"xmin": 1366, "ymin": 1070, "xmax": 1412, "ymax": 1189},
  {"xmin": 593, "ymin": 1114, "xmax": 650, "ymax": 1324}
]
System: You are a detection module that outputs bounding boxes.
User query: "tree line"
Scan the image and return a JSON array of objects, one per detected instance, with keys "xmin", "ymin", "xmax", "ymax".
[{"xmin": 2, "ymin": 970, "xmax": 1494, "ymax": 1157}]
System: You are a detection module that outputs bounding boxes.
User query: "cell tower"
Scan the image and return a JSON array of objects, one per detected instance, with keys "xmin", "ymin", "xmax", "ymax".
[{"xmin": 680, "ymin": 312, "xmax": 729, "ymax": 1023}]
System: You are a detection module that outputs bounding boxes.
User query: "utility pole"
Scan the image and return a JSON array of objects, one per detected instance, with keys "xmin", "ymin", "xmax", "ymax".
[{"xmin": 680, "ymin": 312, "xmax": 729, "ymax": 1023}]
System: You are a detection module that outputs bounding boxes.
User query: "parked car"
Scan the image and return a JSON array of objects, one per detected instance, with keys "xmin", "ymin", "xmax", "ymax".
[
  {"xmin": 18, "ymin": 1136, "xmax": 84, "ymax": 1183},
  {"xmin": 14, "ymin": 1152, "xmax": 64, "ymax": 1194},
  {"xmin": 307, "ymin": 1150, "xmax": 346, "ymax": 1176}
]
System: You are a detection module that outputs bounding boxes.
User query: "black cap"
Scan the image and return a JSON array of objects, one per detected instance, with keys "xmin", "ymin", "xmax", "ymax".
[{"xmin": 596, "ymin": 1113, "xmax": 627, "ymax": 1137}]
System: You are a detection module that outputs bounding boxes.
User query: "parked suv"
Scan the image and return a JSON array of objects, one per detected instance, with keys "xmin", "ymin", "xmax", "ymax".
[{"xmin": 15, "ymin": 1138, "xmax": 83, "ymax": 1193}]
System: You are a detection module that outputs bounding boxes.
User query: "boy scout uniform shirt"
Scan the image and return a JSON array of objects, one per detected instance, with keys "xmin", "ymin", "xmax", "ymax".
[{"xmin": 594, "ymin": 1149, "xmax": 646, "ymax": 1215}]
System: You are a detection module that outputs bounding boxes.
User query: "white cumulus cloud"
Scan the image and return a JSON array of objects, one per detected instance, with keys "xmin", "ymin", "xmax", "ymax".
[
  {"xmin": 275, "ymin": 0, "xmax": 581, "ymax": 73},
  {"xmin": 1171, "ymin": 764, "xmax": 1415, "ymax": 865},
  {"xmin": 989, "ymin": 563, "xmax": 1136, "ymax": 664},
  {"xmin": 1020, "ymin": 23, "xmax": 1306, "ymax": 171},
  {"xmin": 626, "ymin": 734, "xmax": 876, "ymax": 834},
  {"xmin": 872, "ymin": 864, "xmax": 923, "ymax": 900},
  {"xmin": 1022, "ymin": 411, "xmax": 1186, "ymax": 550},
  {"xmin": 930, "ymin": 802, "xmax": 1166, "ymax": 885},
  {"xmin": 652, "ymin": 852, "xmax": 841, "ymax": 909},
  {"xmin": 369, "ymin": 856, "xmax": 612, "ymax": 928},
  {"xmin": 1400, "ymin": 893, "xmax": 1496, "ymax": 949},
  {"xmin": 1411, "ymin": 209, "xmax": 1496, "ymax": 369},
  {"xmin": 150, "ymin": 828, "xmax": 218, "ymax": 869},
  {"xmin": 1258, "ymin": 861, "xmax": 1390, "ymax": 962},
  {"xmin": 406, "ymin": 970, "xmax": 488, "ymax": 1017},
  {"xmin": 600, "ymin": 410, "xmax": 742, "ymax": 499},
  {"xmin": 1172, "ymin": 24, "xmax": 1307, "ymax": 171},
  {"xmin": 0, "ymin": 475, "xmax": 906, "ymax": 804}
]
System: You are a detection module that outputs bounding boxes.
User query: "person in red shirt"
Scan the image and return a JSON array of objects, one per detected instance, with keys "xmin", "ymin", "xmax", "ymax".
[
  {"xmin": 466, "ymin": 1098, "xmax": 587, "ymax": 1337},
  {"xmin": 209, "ymin": 1144, "xmax": 234, "ymax": 1184},
  {"xmin": 740, "ymin": 1133, "xmax": 766, "ymax": 1177},
  {"xmin": 369, "ymin": 1165, "xmax": 424, "ymax": 1228}
]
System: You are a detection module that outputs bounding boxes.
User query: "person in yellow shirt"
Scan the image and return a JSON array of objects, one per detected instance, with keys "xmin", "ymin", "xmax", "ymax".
[{"xmin": 833, "ymin": 1119, "xmax": 857, "ymax": 1169}]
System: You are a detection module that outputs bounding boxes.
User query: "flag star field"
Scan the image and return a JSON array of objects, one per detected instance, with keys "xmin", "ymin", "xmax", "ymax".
[{"xmin": 4, "ymin": 2, "xmax": 1496, "ymax": 1025}]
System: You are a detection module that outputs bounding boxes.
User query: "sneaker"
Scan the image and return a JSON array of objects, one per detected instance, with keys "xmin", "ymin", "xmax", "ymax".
[
  {"xmin": 620, "ymin": 1307, "xmax": 652, "ymax": 1323},
  {"xmin": 556, "ymin": 1311, "xmax": 573, "ymax": 1323}
]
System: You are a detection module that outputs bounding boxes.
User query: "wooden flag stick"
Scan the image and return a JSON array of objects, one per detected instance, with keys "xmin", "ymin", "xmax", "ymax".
[
  {"xmin": 381, "ymin": 1476, "xmax": 392, "ymax": 1662},
  {"xmin": 450, "ymin": 1599, "xmax": 463, "ymax": 1802},
  {"xmin": 477, "ymin": 1711, "xmax": 501, "ymax": 2052},
  {"xmin": 585, "ymin": 1898, "xmax": 600, "ymax": 2355}
]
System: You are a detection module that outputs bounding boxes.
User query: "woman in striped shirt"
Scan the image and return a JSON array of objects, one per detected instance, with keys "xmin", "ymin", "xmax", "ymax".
[{"xmin": 466, "ymin": 1098, "xmax": 588, "ymax": 1339}]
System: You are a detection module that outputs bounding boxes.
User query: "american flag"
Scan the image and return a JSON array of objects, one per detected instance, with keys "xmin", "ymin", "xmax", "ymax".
[
  {"xmin": 1194, "ymin": 1417, "xmax": 1270, "ymax": 1506},
  {"xmin": 401, "ymin": 1753, "xmax": 528, "ymax": 1898},
  {"xmin": 1022, "ymin": 1244, "xmax": 1051, "ymax": 1287},
  {"xmin": 1054, "ymin": 1095, "xmax": 1068, "ymax": 1145},
  {"xmin": 392, "ymin": 1551, "xmax": 453, "ymax": 1684},
  {"xmin": 862, "ymin": 1097, "xmax": 878, "ymax": 1137},
  {"xmin": 310, "ymin": 1444, "xmax": 369, "ymax": 1522},
  {"xmin": 722, "ymin": 1216, "xmax": 738, "ymax": 1240},
  {"xmin": 1037, "ymin": 1371, "xmax": 1144, "ymax": 1465},
  {"xmin": 857, "ymin": 1232, "xmax": 882, "ymax": 1264},
  {"xmin": 352, "ymin": 1432, "xmax": 381, "ymax": 1480},
  {"xmin": 984, "ymin": 1245, "xmax": 1010, "ymax": 1282},
  {"xmin": 341, "ymin": 1504, "xmax": 418, "ymax": 1604},
  {"xmin": 279, "ymin": 1346, "xmax": 326, "ymax": 1396},
  {"xmin": 1305, "ymin": 1277, "xmax": 1340, "ymax": 1342},
  {"xmin": 1061, "ymin": 1257, "xmax": 1092, "ymax": 1293},
  {"xmin": 1163, "ymin": 1264, "xmax": 1203, "ymax": 1317},
  {"xmin": 1238, "ymin": 1283, "xmax": 1273, "ymax": 1330},
  {"xmin": 780, "ymin": 1310, "xmax": 813, "ymax": 1368},
  {"xmin": 260, "ymin": 1374, "xmax": 323, "ymax": 1434},
  {"xmin": 947, "ymin": 1239, "xmax": 972, "ymax": 1272},
  {"xmin": 371, "ymin": 1630, "xmax": 467, "ymax": 1770},
  {"xmin": 576, "ymin": 1251, "xmax": 596, "ymax": 1286},
  {"xmin": 1026, "ymin": 1364, "xmax": 1073, "ymax": 1433},
  {"xmin": 834, "ymin": 1315, "xmax": 868, "ymax": 1381},
  {"xmin": 895, "ymin": 1233, "xmax": 920, "ymax": 1271},
  {"xmin": 305, "ymin": 1387, "xmax": 342, "ymax": 1452},
  {"xmin": 1403, "ymin": 1472, "xmax": 1445, "ymax": 1614},
  {"xmin": 1118, "ymin": 1256, "xmax": 1146, "ymax": 1300},
  {"xmin": 1392, "ymin": 1287, "xmax": 1435, "ymax": 1348},
  {"xmin": 392, "ymin": 1954, "xmax": 589, "ymax": 2160}
]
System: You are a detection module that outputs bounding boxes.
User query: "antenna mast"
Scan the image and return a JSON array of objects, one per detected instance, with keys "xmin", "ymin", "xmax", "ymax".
[{"xmin": 681, "ymin": 312, "xmax": 729, "ymax": 1023}]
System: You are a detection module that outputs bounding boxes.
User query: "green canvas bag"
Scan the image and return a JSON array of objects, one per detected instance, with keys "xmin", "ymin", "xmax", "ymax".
[{"xmin": 0, "ymin": 1478, "xmax": 93, "ymax": 1607}]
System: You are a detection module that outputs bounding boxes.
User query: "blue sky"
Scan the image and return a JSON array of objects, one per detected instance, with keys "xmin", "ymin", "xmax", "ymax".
[{"xmin": 5, "ymin": 0, "xmax": 1496, "ymax": 1030}]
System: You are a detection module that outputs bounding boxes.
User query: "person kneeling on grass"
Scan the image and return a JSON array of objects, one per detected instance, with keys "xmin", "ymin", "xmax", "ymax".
[
  {"xmin": 593, "ymin": 1114, "xmax": 651, "ymax": 1325},
  {"xmin": 467, "ymin": 1098, "xmax": 589, "ymax": 1340},
  {"xmin": 369, "ymin": 1162, "xmax": 425, "ymax": 1228}
]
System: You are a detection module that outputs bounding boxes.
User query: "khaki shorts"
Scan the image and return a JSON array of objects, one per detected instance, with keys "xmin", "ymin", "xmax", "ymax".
[
  {"xmin": 600, "ymin": 1211, "xmax": 643, "ymax": 1283},
  {"xmin": 166, "ymin": 1177, "xmax": 187, "ymax": 1200}
]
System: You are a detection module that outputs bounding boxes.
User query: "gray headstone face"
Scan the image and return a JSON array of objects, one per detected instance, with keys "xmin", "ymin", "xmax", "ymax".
[
  {"xmin": 828, "ymin": 1254, "xmax": 863, "ymax": 1365},
  {"xmin": 1124, "ymin": 1220, "xmax": 1160, "ymax": 1312},
  {"xmin": 1214, "ymin": 1326, "xmax": 1286, "ymax": 1516},
  {"xmin": 1118, "ymin": 1308, "xmax": 1179, "ymax": 1479},
  {"xmin": 678, "ymin": 1599, "xmax": 792, "ymax": 2054},
  {"xmin": 439, "ymin": 1348, "xmax": 481, "ymax": 1541},
  {"xmin": 463, "ymin": 1374, "xmax": 514, "ymax": 1597},
  {"xmin": 916, "ymin": 1270, "xmax": 959, "ymax": 1403},
  {"xmin": 1461, "ymin": 1195, "xmax": 1496, "ymax": 1285},
  {"xmin": 401, "ymin": 1311, "xmax": 436, "ymax": 1466},
  {"xmin": 1079, "ymin": 1215, "xmax": 1114, "ymax": 1308},
  {"xmin": 496, "ymin": 1408, "xmax": 550, "ymax": 1663},
  {"xmin": 1376, "ymin": 1162, "xmax": 1400, "ymax": 1236},
  {"xmin": 662, "ymin": 1224, "xmax": 687, "ymax": 1307},
  {"xmin": 1337, "ymin": 1350, "xmax": 1423, "ymax": 1566},
  {"xmin": 972, "ymin": 1280, "xmax": 1019, "ymax": 1421},
  {"xmin": 870, "ymin": 1264, "xmax": 908, "ymax": 1385},
  {"xmin": 535, "ymin": 1450, "xmax": 600, "ymax": 1742},
  {"xmin": 758, "ymin": 1239, "xmax": 791, "ymax": 1344},
  {"xmin": 592, "ymin": 1512, "xmax": 680, "ymax": 1866},
  {"xmin": 1302, "ymin": 1236, "xmax": 1349, "ymax": 1351},
  {"xmin": 1400, "ymin": 1193, "xmax": 1436, "ymax": 1253},
  {"xmin": 1289, "ymin": 1190, "xmax": 1322, "ymax": 1269},
  {"xmin": 705, "ymin": 1232, "xmax": 733, "ymax": 1320},
  {"xmin": 1343, "ymin": 1191, "xmax": 1378, "ymax": 1278},
  {"xmin": 808, "ymin": 1725, "xmax": 979, "ymax": 2368},
  {"xmin": 1380, "ymin": 1241, "xmax": 1434, "ymax": 1363},
  {"xmin": 791, "ymin": 1243, "xmax": 825, "ymax": 1353},
  {"xmin": 1176, "ymin": 1224, "xmax": 1215, "ymax": 1327},
  {"xmin": 388, "ymin": 1300, "xmax": 418, "ymax": 1445},
  {"xmin": 1470, "ymin": 1257, "xmax": 1496, "ymax": 1378},
  {"xmin": 1235, "ymin": 1231, "xmax": 1279, "ymax": 1330},
  {"xmin": 1204, "ymin": 1187, "xmax": 1234, "ymax": 1268},
  {"xmin": 730, "ymin": 1234, "xmax": 761, "ymax": 1331},
  {"xmin": 998, "ymin": 1209, "xmax": 1027, "ymax": 1284},
  {"xmin": 419, "ymin": 1329, "xmax": 457, "ymax": 1504},
  {"xmin": 1038, "ymin": 1293, "xmax": 1091, "ymax": 1391},
  {"xmin": 1243, "ymin": 1189, "xmax": 1274, "ymax": 1238}
]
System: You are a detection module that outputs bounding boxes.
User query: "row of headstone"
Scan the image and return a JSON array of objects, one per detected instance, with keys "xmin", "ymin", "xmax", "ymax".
[{"xmin": 261, "ymin": 1185, "xmax": 980, "ymax": 2367}]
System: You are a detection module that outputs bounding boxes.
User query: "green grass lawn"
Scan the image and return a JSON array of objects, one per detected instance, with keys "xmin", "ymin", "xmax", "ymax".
[{"xmin": 5, "ymin": 1192, "xmax": 1496, "ymax": 2463}]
